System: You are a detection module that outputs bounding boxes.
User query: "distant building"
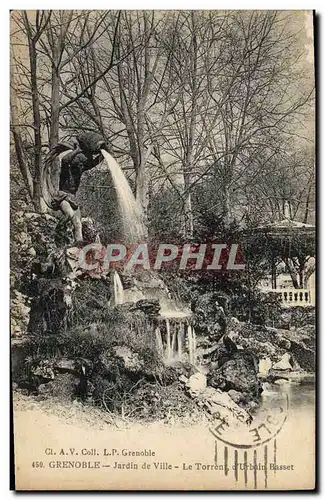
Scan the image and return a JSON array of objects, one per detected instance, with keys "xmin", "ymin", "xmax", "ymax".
[{"xmin": 254, "ymin": 202, "xmax": 315, "ymax": 308}]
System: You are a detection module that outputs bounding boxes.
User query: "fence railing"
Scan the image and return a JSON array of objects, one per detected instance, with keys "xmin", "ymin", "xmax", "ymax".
[{"xmin": 273, "ymin": 288, "xmax": 312, "ymax": 307}]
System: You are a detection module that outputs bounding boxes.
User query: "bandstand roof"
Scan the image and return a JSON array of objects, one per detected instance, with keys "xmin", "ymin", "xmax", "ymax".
[
  {"xmin": 252, "ymin": 201, "xmax": 315, "ymax": 239},
  {"xmin": 241, "ymin": 202, "xmax": 315, "ymax": 259},
  {"xmin": 255, "ymin": 217, "xmax": 315, "ymax": 237}
]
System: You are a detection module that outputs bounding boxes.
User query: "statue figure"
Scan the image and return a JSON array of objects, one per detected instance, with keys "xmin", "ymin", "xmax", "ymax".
[{"xmin": 42, "ymin": 132, "xmax": 107, "ymax": 242}]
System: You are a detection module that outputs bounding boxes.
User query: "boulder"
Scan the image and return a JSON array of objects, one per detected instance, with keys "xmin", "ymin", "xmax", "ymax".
[
  {"xmin": 186, "ymin": 372, "xmax": 207, "ymax": 396},
  {"xmin": 207, "ymin": 351, "xmax": 261, "ymax": 404},
  {"xmin": 273, "ymin": 353, "xmax": 292, "ymax": 370},
  {"xmin": 274, "ymin": 378, "xmax": 291, "ymax": 386},
  {"xmin": 53, "ymin": 357, "xmax": 93, "ymax": 377},
  {"xmin": 227, "ymin": 389, "xmax": 243, "ymax": 405},
  {"xmin": 160, "ymin": 362, "xmax": 198, "ymax": 386},
  {"xmin": 197, "ymin": 387, "xmax": 251, "ymax": 424},
  {"xmin": 289, "ymin": 341, "xmax": 315, "ymax": 372},
  {"xmin": 31, "ymin": 360, "xmax": 55, "ymax": 381},
  {"xmin": 225, "ymin": 321, "xmax": 315, "ymax": 373}
]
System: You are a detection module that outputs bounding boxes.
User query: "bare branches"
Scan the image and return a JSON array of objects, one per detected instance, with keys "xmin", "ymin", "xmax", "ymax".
[
  {"xmin": 60, "ymin": 11, "xmax": 122, "ymax": 111},
  {"xmin": 10, "ymin": 9, "xmax": 314, "ymax": 234}
]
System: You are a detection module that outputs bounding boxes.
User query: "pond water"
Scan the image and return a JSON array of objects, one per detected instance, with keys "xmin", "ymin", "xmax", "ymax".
[{"xmin": 261, "ymin": 380, "xmax": 315, "ymax": 414}]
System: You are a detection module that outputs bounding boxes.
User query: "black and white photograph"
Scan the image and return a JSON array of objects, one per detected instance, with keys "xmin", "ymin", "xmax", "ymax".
[{"xmin": 9, "ymin": 9, "xmax": 315, "ymax": 491}]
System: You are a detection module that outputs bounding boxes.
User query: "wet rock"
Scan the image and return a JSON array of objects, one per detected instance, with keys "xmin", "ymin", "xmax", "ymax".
[
  {"xmin": 265, "ymin": 370, "xmax": 289, "ymax": 383},
  {"xmin": 186, "ymin": 373, "xmax": 207, "ymax": 396},
  {"xmin": 160, "ymin": 362, "xmax": 198, "ymax": 386},
  {"xmin": 197, "ymin": 387, "xmax": 251, "ymax": 424},
  {"xmin": 227, "ymin": 321, "xmax": 315, "ymax": 373},
  {"xmin": 207, "ymin": 351, "xmax": 261, "ymax": 404},
  {"xmin": 131, "ymin": 299, "xmax": 161, "ymax": 317},
  {"xmin": 273, "ymin": 353, "xmax": 293, "ymax": 371},
  {"xmin": 172, "ymin": 361, "xmax": 198, "ymax": 378},
  {"xmin": 160, "ymin": 366, "xmax": 180, "ymax": 385},
  {"xmin": 274, "ymin": 378, "xmax": 291, "ymax": 386}
]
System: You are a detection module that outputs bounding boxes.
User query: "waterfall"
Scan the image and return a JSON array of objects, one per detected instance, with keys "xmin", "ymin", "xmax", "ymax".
[
  {"xmin": 171, "ymin": 328, "xmax": 177, "ymax": 355},
  {"xmin": 177, "ymin": 326, "xmax": 182, "ymax": 360},
  {"xmin": 112, "ymin": 270, "xmax": 124, "ymax": 305},
  {"xmin": 187, "ymin": 325, "xmax": 193, "ymax": 364},
  {"xmin": 101, "ymin": 150, "xmax": 145, "ymax": 242},
  {"xmin": 99, "ymin": 150, "xmax": 200, "ymax": 366},
  {"xmin": 192, "ymin": 326, "xmax": 197, "ymax": 359},
  {"xmin": 165, "ymin": 319, "xmax": 172, "ymax": 360},
  {"xmin": 154, "ymin": 320, "xmax": 197, "ymax": 366},
  {"xmin": 187, "ymin": 324, "xmax": 197, "ymax": 365}
]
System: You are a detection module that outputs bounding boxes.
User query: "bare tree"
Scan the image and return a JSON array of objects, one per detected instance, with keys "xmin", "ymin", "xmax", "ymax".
[
  {"xmin": 10, "ymin": 9, "xmax": 314, "ymax": 242},
  {"xmin": 10, "ymin": 10, "xmax": 120, "ymax": 209},
  {"xmin": 201, "ymin": 11, "xmax": 313, "ymax": 225},
  {"xmin": 62, "ymin": 11, "xmax": 183, "ymax": 233}
]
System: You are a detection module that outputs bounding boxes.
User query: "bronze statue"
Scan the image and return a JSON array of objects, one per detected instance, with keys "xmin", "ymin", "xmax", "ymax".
[{"xmin": 42, "ymin": 132, "xmax": 107, "ymax": 242}]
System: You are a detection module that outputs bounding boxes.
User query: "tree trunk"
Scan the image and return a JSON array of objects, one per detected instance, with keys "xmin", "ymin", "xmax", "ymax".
[
  {"xmin": 10, "ymin": 62, "xmax": 34, "ymax": 200},
  {"xmin": 27, "ymin": 36, "xmax": 42, "ymax": 211},
  {"xmin": 303, "ymin": 184, "xmax": 312, "ymax": 224},
  {"xmin": 49, "ymin": 62, "xmax": 61, "ymax": 188},
  {"xmin": 284, "ymin": 258, "xmax": 299, "ymax": 289},
  {"xmin": 223, "ymin": 183, "xmax": 231, "ymax": 227},
  {"xmin": 135, "ymin": 163, "xmax": 149, "ymax": 237},
  {"xmin": 271, "ymin": 256, "xmax": 277, "ymax": 289},
  {"xmin": 298, "ymin": 257, "xmax": 306, "ymax": 288},
  {"xmin": 183, "ymin": 170, "xmax": 194, "ymax": 238},
  {"xmin": 304, "ymin": 261, "xmax": 315, "ymax": 288}
]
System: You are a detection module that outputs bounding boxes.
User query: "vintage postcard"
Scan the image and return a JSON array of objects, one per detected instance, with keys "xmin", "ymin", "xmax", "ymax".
[{"xmin": 10, "ymin": 9, "xmax": 316, "ymax": 491}]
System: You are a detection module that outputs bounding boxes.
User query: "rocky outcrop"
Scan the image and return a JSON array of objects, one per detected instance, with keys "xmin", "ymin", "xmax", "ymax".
[
  {"xmin": 197, "ymin": 387, "xmax": 251, "ymax": 424},
  {"xmin": 185, "ymin": 372, "xmax": 207, "ymax": 396},
  {"xmin": 177, "ymin": 369, "xmax": 251, "ymax": 424},
  {"xmin": 229, "ymin": 321, "xmax": 315, "ymax": 372},
  {"xmin": 11, "ymin": 290, "xmax": 31, "ymax": 337},
  {"xmin": 207, "ymin": 350, "xmax": 261, "ymax": 407},
  {"xmin": 11, "ymin": 209, "xmax": 112, "ymax": 338},
  {"xmin": 272, "ymin": 353, "xmax": 293, "ymax": 370},
  {"xmin": 129, "ymin": 298, "xmax": 161, "ymax": 318}
]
